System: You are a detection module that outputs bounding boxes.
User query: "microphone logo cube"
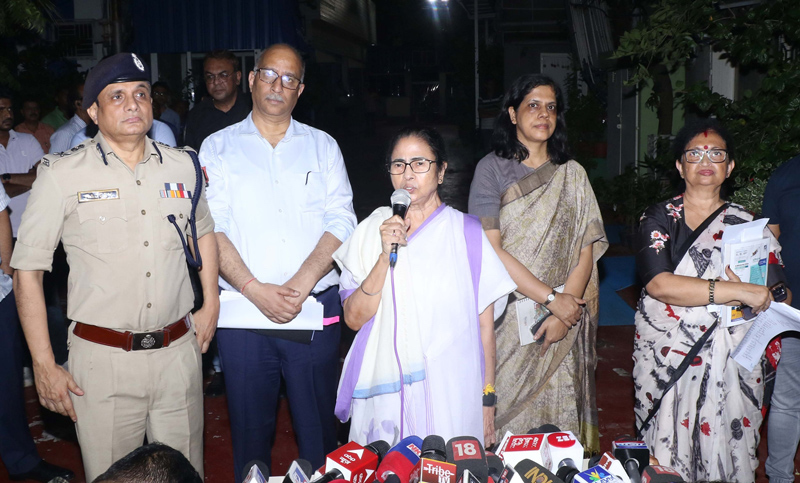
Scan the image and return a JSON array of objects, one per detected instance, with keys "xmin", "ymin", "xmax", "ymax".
[
  {"xmin": 410, "ymin": 458, "xmax": 457, "ymax": 483},
  {"xmin": 325, "ymin": 441, "xmax": 378, "ymax": 483},
  {"xmin": 498, "ymin": 435, "xmax": 552, "ymax": 471}
]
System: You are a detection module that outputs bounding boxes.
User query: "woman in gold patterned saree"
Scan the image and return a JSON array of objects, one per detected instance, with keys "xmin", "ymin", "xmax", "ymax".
[{"xmin": 468, "ymin": 74, "xmax": 607, "ymax": 452}]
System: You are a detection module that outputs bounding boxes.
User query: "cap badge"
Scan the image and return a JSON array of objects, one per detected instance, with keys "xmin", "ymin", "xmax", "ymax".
[{"xmin": 132, "ymin": 53, "xmax": 145, "ymax": 72}]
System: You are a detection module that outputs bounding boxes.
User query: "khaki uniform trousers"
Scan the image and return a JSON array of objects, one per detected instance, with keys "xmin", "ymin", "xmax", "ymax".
[{"xmin": 67, "ymin": 320, "xmax": 204, "ymax": 481}]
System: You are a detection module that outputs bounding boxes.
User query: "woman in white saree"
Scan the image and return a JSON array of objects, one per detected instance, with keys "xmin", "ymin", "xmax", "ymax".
[{"xmin": 333, "ymin": 127, "xmax": 515, "ymax": 447}]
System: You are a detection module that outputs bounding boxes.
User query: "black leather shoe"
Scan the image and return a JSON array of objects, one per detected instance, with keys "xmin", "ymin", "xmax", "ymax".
[
  {"xmin": 205, "ymin": 371, "xmax": 226, "ymax": 397},
  {"xmin": 9, "ymin": 460, "xmax": 75, "ymax": 482}
]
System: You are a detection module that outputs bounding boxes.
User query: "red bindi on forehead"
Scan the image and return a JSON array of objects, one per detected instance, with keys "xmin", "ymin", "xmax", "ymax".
[{"xmin": 704, "ymin": 145, "xmax": 709, "ymax": 150}]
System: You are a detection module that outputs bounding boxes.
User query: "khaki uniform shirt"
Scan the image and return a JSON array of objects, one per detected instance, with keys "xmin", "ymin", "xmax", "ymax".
[{"xmin": 11, "ymin": 132, "xmax": 214, "ymax": 331}]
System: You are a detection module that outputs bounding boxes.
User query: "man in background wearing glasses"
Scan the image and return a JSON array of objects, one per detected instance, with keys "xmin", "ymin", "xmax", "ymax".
[
  {"xmin": 184, "ymin": 50, "xmax": 251, "ymax": 151},
  {"xmin": 200, "ymin": 43, "xmax": 356, "ymax": 482}
]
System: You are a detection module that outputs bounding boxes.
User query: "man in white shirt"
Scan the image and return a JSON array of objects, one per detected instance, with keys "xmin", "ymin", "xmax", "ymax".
[
  {"xmin": 49, "ymin": 82, "xmax": 90, "ymax": 154},
  {"xmin": 0, "ymin": 94, "xmax": 44, "ymax": 237},
  {"xmin": 201, "ymin": 44, "xmax": 356, "ymax": 482}
]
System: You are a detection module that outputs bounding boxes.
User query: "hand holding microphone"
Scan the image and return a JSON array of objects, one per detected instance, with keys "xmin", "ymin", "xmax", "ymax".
[{"xmin": 387, "ymin": 189, "xmax": 411, "ymax": 267}]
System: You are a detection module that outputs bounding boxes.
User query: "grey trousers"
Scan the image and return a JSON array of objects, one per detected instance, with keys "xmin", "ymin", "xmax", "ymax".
[{"xmin": 767, "ymin": 334, "xmax": 800, "ymax": 483}]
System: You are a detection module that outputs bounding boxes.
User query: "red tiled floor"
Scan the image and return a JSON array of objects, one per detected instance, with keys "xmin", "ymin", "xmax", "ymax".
[{"xmin": 0, "ymin": 327, "xmax": 790, "ymax": 482}]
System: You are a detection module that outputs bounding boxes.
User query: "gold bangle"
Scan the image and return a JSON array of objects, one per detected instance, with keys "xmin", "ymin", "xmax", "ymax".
[
  {"xmin": 708, "ymin": 279, "xmax": 716, "ymax": 305},
  {"xmin": 360, "ymin": 284, "xmax": 381, "ymax": 296}
]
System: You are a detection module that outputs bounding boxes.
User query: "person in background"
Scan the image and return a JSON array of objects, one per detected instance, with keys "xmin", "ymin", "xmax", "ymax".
[
  {"xmin": 14, "ymin": 98, "xmax": 54, "ymax": 153},
  {"xmin": 50, "ymin": 82, "xmax": 89, "ymax": 154},
  {"xmin": 41, "ymin": 86, "xmax": 69, "ymax": 130},
  {"xmin": 334, "ymin": 126, "xmax": 515, "ymax": 446},
  {"xmin": 69, "ymin": 117, "xmax": 177, "ymax": 149},
  {"xmin": 184, "ymin": 50, "xmax": 251, "ymax": 151},
  {"xmin": 152, "ymin": 81, "xmax": 181, "ymax": 143},
  {"xmin": 12, "ymin": 53, "xmax": 220, "ymax": 481},
  {"xmin": 202, "ymin": 43, "xmax": 355, "ymax": 482},
  {"xmin": 633, "ymin": 118, "xmax": 788, "ymax": 482},
  {"xmin": 0, "ymin": 92, "xmax": 43, "ymax": 237},
  {"xmin": 0, "ymin": 180, "xmax": 74, "ymax": 483},
  {"xmin": 186, "ymin": 50, "xmax": 252, "ymax": 397},
  {"xmin": 763, "ymin": 154, "xmax": 800, "ymax": 483},
  {"xmin": 468, "ymin": 74, "xmax": 607, "ymax": 452}
]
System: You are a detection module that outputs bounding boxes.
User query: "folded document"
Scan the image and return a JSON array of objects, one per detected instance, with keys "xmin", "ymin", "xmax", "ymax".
[{"xmin": 218, "ymin": 290, "xmax": 324, "ymax": 330}]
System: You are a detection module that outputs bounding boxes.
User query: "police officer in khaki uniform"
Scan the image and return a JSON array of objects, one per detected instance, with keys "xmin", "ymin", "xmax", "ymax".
[{"xmin": 11, "ymin": 53, "xmax": 220, "ymax": 481}]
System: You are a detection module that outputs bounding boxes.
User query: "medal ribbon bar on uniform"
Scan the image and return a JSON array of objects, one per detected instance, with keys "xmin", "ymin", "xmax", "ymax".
[{"xmin": 159, "ymin": 182, "xmax": 192, "ymax": 199}]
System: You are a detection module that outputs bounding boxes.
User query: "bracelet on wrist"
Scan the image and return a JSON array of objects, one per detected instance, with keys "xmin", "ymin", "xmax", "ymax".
[
  {"xmin": 360, "ymin": 284, "xmax": 381, "ymax": 296},
  {"xmin": 708, "ymin": 279, "xmax": 716, "ymax": 305},
  {"xmin": 483, "ymin": 384, "xmax": 497, "ymax": 407},
  {"xmin": 241, "ymin": 277, "xmax": 257, "ymax": 295}
]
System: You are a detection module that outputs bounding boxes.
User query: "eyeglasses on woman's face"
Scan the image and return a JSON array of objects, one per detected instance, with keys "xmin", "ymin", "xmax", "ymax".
[
  {"xmin": 387, "ymin": 157, "xmax": 437, "ymax": 175},
  {"xmin": 683, "ymin": 148, "xmax": 728, "ymax": 163}
]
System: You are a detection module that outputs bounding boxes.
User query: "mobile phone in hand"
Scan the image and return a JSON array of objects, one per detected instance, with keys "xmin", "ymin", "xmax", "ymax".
[
  {"xmin": 741, "ymin": 282, "xmax": 789, "ymax": 320},
  {"xmin": 530, "ymin": 308, "xmax": 551, "ymax": 345}
]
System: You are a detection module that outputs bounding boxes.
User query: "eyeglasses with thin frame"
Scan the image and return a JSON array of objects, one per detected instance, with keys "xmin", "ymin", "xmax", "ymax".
[
  {"xmin": 253, "ymin": 68, "xmax": 303, "ymax": 90},
  {"xmin": 683, "ymin": 148, "xmax": 728, "ymax": 164},
  {"xmin": 204, "ymin": 71, "xmax": 233, "ymax": 84},
  {"xmin": 387, "ymin": 157, "xmax": 437, "ymax": 175}
]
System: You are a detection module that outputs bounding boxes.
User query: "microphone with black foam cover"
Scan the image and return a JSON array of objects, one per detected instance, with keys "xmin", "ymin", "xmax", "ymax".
[
  {"xmin": 421, "ymin": 435, "xmax": 447, "ymax": 462},
  {"xmin": 513, "ymin": 459, "xmax": 564, "ymax": 483},
  {"xmin": 243, "ymin": 460, "xmax": 270, "ymax": 483},
  {"xmin": 486, "ymin": 453, "xmax": 503, "ymax": 483},
  {"xmin": 389, "ymin": 189, "xmax": 411, "ymax": 267},
  {"xmin": 446, "ymin": 436, "xmax": 488, "ymax": 483},
  {"xmin": 640, "ymin": 466, "xmax": 684, "ymax": 483},
  {"xmin": 555, "ymin": 459, "xmax": 580, "ymax": 483},
  {"xmin": 284, "ymin": 459, "xmax": 313, "ymax": 483},
  {"xmin": 377, "ymin": 436, "xmax": 423, "ymax": 483},
  {"xmin": 366, "ymin": 440, "xmax": 392, "ymax": 465},
  {"xmin": 612, "ymin": 439, "xmax": 649, "ymax": 483},
  {"xmin": 410, "ymin": 435, "xmax": 458, "ymax": 483}
]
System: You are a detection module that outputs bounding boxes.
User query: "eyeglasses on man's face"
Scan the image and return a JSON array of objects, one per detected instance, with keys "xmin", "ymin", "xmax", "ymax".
[
  {"xmin": 253, "ymin": 68, "xmax": 302, "ymax": 90},
  {"xmin": 204, "ymin": 71, "xmax": 233, "ymax": 84},
  {"xmin": 683, "ymin": 148, "xmax": 728, "ymax": 164},
  {"xmin": 387, "ymin": 157, "xmax": 437, "ymax": 175}
]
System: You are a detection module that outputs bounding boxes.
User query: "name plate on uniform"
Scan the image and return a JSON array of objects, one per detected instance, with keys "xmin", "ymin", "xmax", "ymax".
[
  {"xmin": 218, "ymin": 290, "xmax": 324, "ymax": 330},
  {"xmin": 78, "ymin": 189, "xmax": 120, "ymax": 202}
]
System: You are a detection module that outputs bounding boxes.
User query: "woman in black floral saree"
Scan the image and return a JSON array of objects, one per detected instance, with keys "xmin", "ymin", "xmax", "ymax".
[{"xmin": 633, "ymin": 119, "xmax": 789, "ymax": 482}]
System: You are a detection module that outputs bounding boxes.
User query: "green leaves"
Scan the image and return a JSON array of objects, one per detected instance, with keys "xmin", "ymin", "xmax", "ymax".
[{"xmin": 610, "ymin": 0, "xmax": 800, "ymax": 213}]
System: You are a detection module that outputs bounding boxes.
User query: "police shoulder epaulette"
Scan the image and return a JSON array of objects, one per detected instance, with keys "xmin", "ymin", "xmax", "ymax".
[{"xmin": 42, "ymin": 143, "xmax": 89, "ymax": 166}]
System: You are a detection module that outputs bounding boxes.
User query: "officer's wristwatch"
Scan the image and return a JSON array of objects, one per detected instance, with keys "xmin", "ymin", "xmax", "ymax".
[{"xmin": 542, "ymin": 289, "xmax": 557, "ymax": 307}]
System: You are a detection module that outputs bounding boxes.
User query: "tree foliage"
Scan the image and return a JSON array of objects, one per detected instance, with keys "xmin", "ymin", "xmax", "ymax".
[
  {"xmin": 0, "ymin": 0, "xmax": 54, "ymax": 36},
  {"xmin": 612, "ymin": 0, "xmax": 800, "ymax": 212}
]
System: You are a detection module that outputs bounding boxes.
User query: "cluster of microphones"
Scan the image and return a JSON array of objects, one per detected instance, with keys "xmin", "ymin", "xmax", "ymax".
[{"xmin": 242, "ymin": 426, "xmax": 685, "ymax": 483}]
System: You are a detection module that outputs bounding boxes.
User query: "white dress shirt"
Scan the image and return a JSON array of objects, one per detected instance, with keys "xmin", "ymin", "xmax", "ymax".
[
  {"xmin": 201, "ymin": 114, "xmax": 356, "ymax": 293},
  {"xmin": 49, "ymin": 114, "xmax": 87, "ymax": 154},
  {"xmin": 0, "ymin": 130, "xmax": 44, "ymax": 236},
  {"xmin": 0, "ymin": 182, "xmax": 11, "ymax": 301},
  {"xmin": 69, "ymin": 119, "xmax": 177, "ymax": 149}
]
